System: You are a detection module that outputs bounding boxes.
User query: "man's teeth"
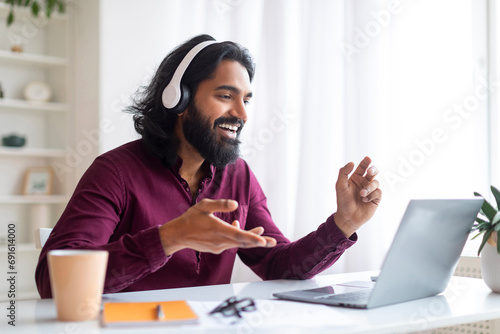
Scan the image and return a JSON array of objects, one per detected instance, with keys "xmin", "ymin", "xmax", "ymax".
[{"xmin": 218, "ymin": 124, "xmax": 239, "ymax": 132}]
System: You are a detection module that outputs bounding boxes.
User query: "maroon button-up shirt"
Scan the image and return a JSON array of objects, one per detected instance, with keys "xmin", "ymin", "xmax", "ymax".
[{"xmin": 35, "ymin": 140, "xmax": 356, "ymax": 298}]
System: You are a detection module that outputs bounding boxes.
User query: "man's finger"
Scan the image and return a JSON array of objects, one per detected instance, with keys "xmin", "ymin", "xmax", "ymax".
[
  {"xmin": 365, "ymin": 165, "xmax": 379, "ymax": 182},
  {"xmin": 336, "ymin": 162, "xmax": 355, "ymax": 189},
  {"xmin": 238, "ymin": 235, "xmax": 277, "ymax": 248},
  {"xmin": 362, "ymin": 188, "xmax": 382, "ymax": 205},
  {"xmin": 248, "ymin": 226, "xmax": 264, "ymax": 235},
  {"xmin": 246, "ymin": 228, "xmax": 277, "ymax": 247},
  {"xmin": 195, "ymin": 198, "xmax": 238, "ymax": 214},
  {"xmin": 360, "ymin": 180, "xmax": 380, "ymax": 197},
  {"xmin": 217, "ymin": 224, "xmax": 268, "ymax": 247},
  {"xmin": 353, "ymin": 156, "xmax": 372, "ymax": 176},
  {"xmin": 263, "ymin": 236, "xmax": 277, "ymax": 247}
]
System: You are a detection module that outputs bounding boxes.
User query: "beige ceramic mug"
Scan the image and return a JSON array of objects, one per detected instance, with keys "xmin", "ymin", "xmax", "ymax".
[{"xmin": 48, "ymin": 250, "xmax": 109, "ymax": 321}]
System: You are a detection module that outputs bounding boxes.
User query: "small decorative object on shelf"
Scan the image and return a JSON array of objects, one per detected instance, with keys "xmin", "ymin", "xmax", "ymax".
[
  {"xmin": 23, "ymin": 166, "xmax": 53, "ymax": 195},
  {"xmin": 24, "ymin": 80, "xmax": 52, "ymax": 102},
  {"xmin": 0, "ymin": 81, "xmax": 4, "ymax": 98},
  {"xmin": 2, "ymin": 133, "xmax": 26, "ymax": 147},
  {"xmin": 10, "ymin": 44, "xmax": 22, "ymax": 52}
]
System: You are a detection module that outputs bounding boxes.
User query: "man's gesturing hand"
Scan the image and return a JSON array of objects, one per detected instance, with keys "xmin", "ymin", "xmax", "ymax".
[
  {"xmin": 159, "ymin": 199, "xmax": 277, "ymax": 256},
  {"xmin": 334, "ymin": 156, "xmax": 382, "ymax": 237}
]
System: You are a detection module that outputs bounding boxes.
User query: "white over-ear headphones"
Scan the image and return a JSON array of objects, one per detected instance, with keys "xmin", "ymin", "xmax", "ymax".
[{"xmin": 161, "ymin": 40, "xmax": 218, "ymax": 113}]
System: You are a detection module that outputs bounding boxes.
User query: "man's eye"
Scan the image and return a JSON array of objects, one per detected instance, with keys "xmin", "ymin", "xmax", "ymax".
[
  {"xmin": 244, "ymin": 100, "xmax": 251, "ymax": 105},
  {"xmin": 219, "ymin": 95, "xmax": 231, "ymax": 100}
]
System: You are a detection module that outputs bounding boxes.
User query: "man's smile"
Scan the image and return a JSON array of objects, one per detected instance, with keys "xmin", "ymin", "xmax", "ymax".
[
  {"xmin": 213, "ymin": 117, "xmax": 244, "ymax": 140},
  {"xmin": 217, "ymin": 122, "xmax": 241, "ymax": 139}
]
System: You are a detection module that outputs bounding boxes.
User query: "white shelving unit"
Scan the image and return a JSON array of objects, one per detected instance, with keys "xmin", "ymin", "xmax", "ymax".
[
  {"xmin": 0, "ymin": 49, "xmax": 68, "ymax": 66},
  {"xmin": 0, "ymin": 146, "xmax": 66, "ymax": 157},
  {"xmin": 0, "ymin": 195, "xmax": 68, "ymax": 204},
  {"xmin": 0, "ymin": 97, "xmax": 68, "ymax": 112},
  {"xmin": 0, "ymin": 3, "xmax": 73, "ymax": 301}
]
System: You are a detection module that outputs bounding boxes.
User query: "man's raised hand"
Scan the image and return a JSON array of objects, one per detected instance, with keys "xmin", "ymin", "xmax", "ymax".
[{"xmin": 334, "ymin": 156, "xmax": 382, "ymax": 237}]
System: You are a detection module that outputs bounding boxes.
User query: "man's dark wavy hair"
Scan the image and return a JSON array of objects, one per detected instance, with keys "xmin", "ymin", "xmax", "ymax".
[{"xmin": 127, "ymin": 34, "xmax": 255, "ymax": 167}]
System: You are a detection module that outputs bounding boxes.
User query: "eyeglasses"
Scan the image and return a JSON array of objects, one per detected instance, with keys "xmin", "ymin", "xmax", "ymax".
[{"xmin": 209, "ymin": 296, "xmax": 256, "ymax": 319}]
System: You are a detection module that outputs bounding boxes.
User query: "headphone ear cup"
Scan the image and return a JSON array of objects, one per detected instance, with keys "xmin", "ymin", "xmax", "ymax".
[{"xmin": 170, "ymin": 84, "xmax": 190, "ymax": 114}]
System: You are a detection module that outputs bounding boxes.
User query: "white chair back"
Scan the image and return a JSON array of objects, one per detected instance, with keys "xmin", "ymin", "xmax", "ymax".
[{"xmin": 34, "ymin": 228, "xmax": 53, "ymax": 249}]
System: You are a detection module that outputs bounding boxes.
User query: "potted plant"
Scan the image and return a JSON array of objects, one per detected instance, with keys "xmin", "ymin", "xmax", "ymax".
[
  {"xmin": 472, "ymin": 185, "xmax": 500, "ymax": 292},
  {"xmin": 5, "ymin": 0, "xmax": 66, "ymax": 27},
  {"xmin": 472, "ymin": 185, "xmax": 500, "ymax": 254}
]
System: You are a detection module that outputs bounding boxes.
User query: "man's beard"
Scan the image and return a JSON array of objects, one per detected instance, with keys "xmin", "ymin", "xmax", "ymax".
[{"xmin": 182, "ymin": 102, "xmax": 244, "ymax": 168}]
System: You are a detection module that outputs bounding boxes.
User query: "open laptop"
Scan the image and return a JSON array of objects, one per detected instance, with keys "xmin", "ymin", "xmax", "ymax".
[{"xmin": 273, "ymin": 198, "xmax": 483, "ymax": 309}]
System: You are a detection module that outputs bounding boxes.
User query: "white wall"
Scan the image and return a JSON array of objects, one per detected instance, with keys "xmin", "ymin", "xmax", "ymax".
[{"xmin": 71, "ymin": 0, "xmax": 101, "ymax": 183}]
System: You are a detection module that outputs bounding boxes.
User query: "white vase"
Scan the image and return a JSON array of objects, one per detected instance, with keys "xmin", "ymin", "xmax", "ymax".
[{"xmin": 480, "ymin": 242, "xmax": 500, "ymax": 293}]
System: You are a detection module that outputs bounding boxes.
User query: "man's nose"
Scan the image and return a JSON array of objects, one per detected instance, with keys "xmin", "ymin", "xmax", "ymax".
[{"xmin": 230, "ymin": 100, "xmax": 248, "ymax": 123}]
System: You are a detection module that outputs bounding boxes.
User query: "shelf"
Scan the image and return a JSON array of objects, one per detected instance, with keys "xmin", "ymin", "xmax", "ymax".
[
  {"xmin": 0, "ymin": 49, "xmax": 67, "ymax": 67},
  {"xmin": 0, "ymin": 147, "xmax": 66, "ymax": 158},
  {"xmin": 0, "ymin": 98, "xmax": 68, "ymax": 112},
  {"xmin": 0, "ymin": 242, "xmax": 39, "ymax": 251},
  {"xmin": 7, "ymin": 290, "xmax": 40, "ymax": 301},
  {"xmin": 0, "ymin": 195, "xmax": 68, "ymax": 204}
]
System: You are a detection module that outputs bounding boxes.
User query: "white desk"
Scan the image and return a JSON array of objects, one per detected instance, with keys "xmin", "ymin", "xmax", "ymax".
[{"xmin": 4, "ymin": 271, "xmax": 500, "ymax": 334}]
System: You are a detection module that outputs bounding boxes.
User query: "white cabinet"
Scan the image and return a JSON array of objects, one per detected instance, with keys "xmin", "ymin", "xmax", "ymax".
[{"xmin": 0, "ymin": 3, "xmax": 73, "ymax": 300}]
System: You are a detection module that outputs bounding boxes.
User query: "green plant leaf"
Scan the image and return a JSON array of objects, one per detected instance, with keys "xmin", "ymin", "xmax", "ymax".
[
  {"xmin": 476, "ymin": 194, "xmax": 497, "ymax": 221},
  {"xmin": 497, "ymin": 230, "xmax": 500, "ymax": 254},
  {"xmin": 475, "ymin": 216, "xmax": 488, "ymax": 224},
  {"xmin": 46, "ymin": 0, "xmax": 54, "ymax": 17},
  {"xmin": 474, "ymin": 217, "xmax": 490, "ymax": 230},
  {"xmin": 492, "ymin": 185, "xmax": 500, "ymax": 212},
  {"xmin": 31, "ymin": 1, "xmax": 40, "ymax": 17},
  {"xmin": 57, "ymin": 0, "xmax": 64, "ymax": 13},
  {"xmin": 7, "ymin": 10, "xmax": 14, "ymax": 26},
  {"xmin": 471, "ymin": 231, "xmax": 483, "ymax": 240},
  {"xmin": 471, "ymin": 230, "xmax": 487, "ymax": 240},
  {"xmin": 478, "ymin": 229, "xmax": 493, "ymax": 255},
  {"xmin": 475, "ymin": 222, "xmax": 491, "ymax": 232}
]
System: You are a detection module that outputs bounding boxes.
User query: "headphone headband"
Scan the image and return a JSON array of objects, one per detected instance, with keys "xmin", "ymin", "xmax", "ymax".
[{"xmin": 162, "ymin": 40, "xmax": 218, "ymax": 110}]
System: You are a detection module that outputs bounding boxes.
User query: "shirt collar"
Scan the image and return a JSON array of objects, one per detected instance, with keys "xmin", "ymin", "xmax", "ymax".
[{"xmin": 171, "ymin": 156, "xmax": 216, "ymax": 181}]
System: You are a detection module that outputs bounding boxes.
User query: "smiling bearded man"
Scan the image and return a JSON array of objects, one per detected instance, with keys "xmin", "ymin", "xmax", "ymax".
[{"xmin": 35, "ymin": 34, "xmax": 382, "ymax": 298}]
